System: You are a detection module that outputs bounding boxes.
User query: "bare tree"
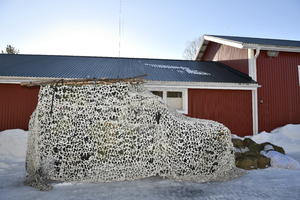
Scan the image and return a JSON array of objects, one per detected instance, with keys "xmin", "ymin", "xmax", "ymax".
[
  {"xmin": 183, "ymin": 37, "xmax": 202, "ymax": 60},
  {"xmin": 1, "ymin": 45, "xmax": 20, "ymax": 54}
]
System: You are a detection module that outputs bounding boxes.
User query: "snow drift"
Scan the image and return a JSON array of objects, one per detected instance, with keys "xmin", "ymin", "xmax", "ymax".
[
  {"xmin": 0, "ymin": 129, "xmax": 28, "ymax": 162},
  {"xmin": 261, "ymin": 148, "xmax": 300, "ymax": 170},
  {"xmin": 26, "ymin": 81, "xmax": 239, "ymax": 188},
  {"xmin": 250, "ymin": 124, "xmax": 300, "ymax": 154}
]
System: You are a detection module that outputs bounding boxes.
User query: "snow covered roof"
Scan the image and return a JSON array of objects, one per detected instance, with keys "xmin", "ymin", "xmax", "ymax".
[{"xmin": 0, "ymin": 54, "xmax": 255, "ymax": 84}]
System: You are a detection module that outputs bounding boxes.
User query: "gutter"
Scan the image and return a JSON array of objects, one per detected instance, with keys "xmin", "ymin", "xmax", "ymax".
[
  {"xmin": 0, "ymin": 77, "xmax": 259, "ymax": 90},
  {"xmin": 255, "ymin": 48, "xmax": 261, "ymax": 59},
  {"xmin": 0, "ymin": 76, "xmax": 65, "ymax": 84},
  {"xmin": 248, "ymin": 48, "xmax": 261, "ymax": 136},
  {"xmin": 145, "ymin": 80, "xmax": 259, "ymax": 90}
]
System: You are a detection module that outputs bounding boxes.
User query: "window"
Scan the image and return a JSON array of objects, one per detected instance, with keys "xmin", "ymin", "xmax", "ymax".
[
  {"xmin": 149, "ymin": 88, "xmax": 188, "ymax": 114},
  {"xmin": 167, "ymin": 91, "xmax": 183, "ymax": 110},
  {"xmin": 151, "ymin": 91, "xmax": 163, "ymax": 98}
]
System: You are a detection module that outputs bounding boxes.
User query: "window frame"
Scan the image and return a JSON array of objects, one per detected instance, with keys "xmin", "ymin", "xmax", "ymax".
[{"xmin": 147, "ymin": 87, "xmax": 188, "ymax": 114}]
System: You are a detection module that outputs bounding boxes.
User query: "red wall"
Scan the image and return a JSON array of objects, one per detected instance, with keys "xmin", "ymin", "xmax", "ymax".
[
  {"xmin": 0, "ymin": 84, "xmax": 39, "ymax": 131},
  {"xmin": 0, "ymin": 84, "xmax": 255, "ymax": 136},
  {"xmin": 199, "ymin": 41, "xmax": 300, "ymax": 133},
  {"xmin": 201, "ymin": 42, "xmax": 249, "ymax": 74},
  {"xmin": 188, "ymin": 89, "xmax": 253, "ymax": 136},
  {"xmin": 257, "ymin": 51, "xmax": 300, "ymax": 132}
]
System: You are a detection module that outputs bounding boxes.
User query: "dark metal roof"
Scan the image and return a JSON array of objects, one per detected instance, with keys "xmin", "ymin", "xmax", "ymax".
[
  {"xmin": 208, "ymin": 35, "xmax": 300, "ymax": 48},
  {"xmin": 0, "ymin": 54, "xmax": 255, "ymax": 84}
]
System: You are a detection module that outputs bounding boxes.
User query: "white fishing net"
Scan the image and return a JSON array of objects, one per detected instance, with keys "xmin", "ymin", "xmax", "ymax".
[{"xmin": 26, "ymin": 82, "xmax": 241, "ymax": 189}]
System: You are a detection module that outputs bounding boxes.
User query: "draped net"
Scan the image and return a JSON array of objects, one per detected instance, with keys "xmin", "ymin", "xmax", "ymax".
[{"xmin": 26, "ymin": 82, "xmax": 241, "ymax": 189}]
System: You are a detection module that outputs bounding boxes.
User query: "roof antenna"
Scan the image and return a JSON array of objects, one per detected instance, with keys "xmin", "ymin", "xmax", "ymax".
[{"xmin": 118, "ymin": 0, "xmax": 122, "ymax": 57}]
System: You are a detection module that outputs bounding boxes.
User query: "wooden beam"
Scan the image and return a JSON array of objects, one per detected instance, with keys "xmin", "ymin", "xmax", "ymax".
[{"xmin": 21, "ymin": 74, "xmax": 148, "ymax": 87}]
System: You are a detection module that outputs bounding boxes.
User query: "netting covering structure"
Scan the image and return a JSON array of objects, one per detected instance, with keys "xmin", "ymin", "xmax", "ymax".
[{"xmin": 26, "ymin": 81, "xmax": 240, "ymax": 189}]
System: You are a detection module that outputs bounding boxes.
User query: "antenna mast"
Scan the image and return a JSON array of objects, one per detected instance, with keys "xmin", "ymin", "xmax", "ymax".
[{"xmin": 118, "ymin": 0, "xmax": 122, "ymax": 57}]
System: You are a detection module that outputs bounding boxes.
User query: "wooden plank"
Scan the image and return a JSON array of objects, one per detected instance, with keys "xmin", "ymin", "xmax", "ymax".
[{"xmin": 21, "ymin": 74, "xmax": 148, "ymax": 87}]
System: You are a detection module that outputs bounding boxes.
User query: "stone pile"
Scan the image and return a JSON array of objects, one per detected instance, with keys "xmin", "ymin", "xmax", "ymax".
[{"xmin": 232, "ymin": 137, "xmax": 285, "ymax": 170}]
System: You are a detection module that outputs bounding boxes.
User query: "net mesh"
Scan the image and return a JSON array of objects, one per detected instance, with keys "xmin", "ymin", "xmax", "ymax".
[{"xmin": 26, "ymin": 82, "xmax": 241, "ymax": 188}]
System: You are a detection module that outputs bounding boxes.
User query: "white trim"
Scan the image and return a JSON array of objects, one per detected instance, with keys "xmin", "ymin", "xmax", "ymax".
[
  {"xmin": 0, "ymin": 80, "xmax": 24, "ymax": 84},
  {"xmin": 252, "ymin": 89, "xmax": 258, "ymax": 135},
  {"xmin": 0, "ymin": 77, "xmax": 260, "ymax": 90},
  {"xmin": 146, "ymin": 87, "xmax": 188, "ymax": 114},
  {"xmin": 194, "ymin": 35, "xmax": 205, "ymax": 60},
  {"xmin": 248, "ymin": 49, "xmax": 260, "ymax": 135},
  {"xmin": 145, "ymin": 81, "xmax": 259, "ymax": 90},
  {"xmin": 0, "ymin": 76, "xmax": 63, "ymax": 84},
  {"xmin": 203, "ymin": 35, "xmax": 244, "ymax": 49},
  {"xmin": 248, "ymin": 49, "xmax": 256, "ymax": 80},
  {"xmin": 245, "ymin": 44, "xmax": 300, "ymax": 53},
  {"xmin": 204, "ymin": 35, "xmax": 300, "ymax": 52}
]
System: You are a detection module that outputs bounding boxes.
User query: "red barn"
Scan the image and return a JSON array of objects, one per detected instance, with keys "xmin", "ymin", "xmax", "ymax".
[
  {"xmin": 196, "ymin": 35, "xmax": 300, "ymax": 133},
  {"xmin": 0, "ymin": 35, "xmax": 299, "ymax": 136}
]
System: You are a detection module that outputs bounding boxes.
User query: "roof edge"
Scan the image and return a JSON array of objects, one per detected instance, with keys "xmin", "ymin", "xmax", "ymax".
[
  {"xmin": 0, "ymin": 76, "xmax": 259, "ymax": 90},
  {"xmin": 145, "ymin": 80, "xmax": 259, "ymax": 90},
  {"xmin": 195, "ymin": 35, "xmax": 300, "ymax": 60}
]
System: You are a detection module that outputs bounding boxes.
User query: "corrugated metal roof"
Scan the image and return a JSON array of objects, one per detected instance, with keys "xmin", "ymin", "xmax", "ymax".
[
  {"xmin": 0, "ymin": 54, "xmax": 255, "ymax": 84},
  {"xmin": 208, "ymin": 35, "xmax": 300, "ymax": 48}
]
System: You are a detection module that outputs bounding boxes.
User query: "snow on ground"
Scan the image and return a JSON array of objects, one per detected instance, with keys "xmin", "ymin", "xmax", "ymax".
[
  {"xmin": 0, "ymin": 129, "xmax": 27, "ymax": 160},
  {"xmin": 0, "ymin": 125, "xmax": 300, "ymax": 200},
  {"xmin": 0, "ymin": 129, "xmax": 28, "ymax": 172}
]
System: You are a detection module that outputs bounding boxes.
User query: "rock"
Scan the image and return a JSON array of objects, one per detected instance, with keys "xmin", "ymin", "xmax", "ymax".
[
  {"xmin": 242, "ymin": 138, "xmax": 256, "ymax": 146},
  {"xmin": 233, "ymin": 137, "xmax": 284, "ymax": 170},
  {"xmin": 243, "ymin": 138, "xmax": 262, "ymax": 152},
  {"xmin": 257, "ymin": 155, "xmax": 271, "ymax": 169},
  {"xmin": 243, "ymin": 150, "xmax": 259, "ymax": 157},
  {"xmin": 234, "ymin": 152, "xmax": 243, "ymax": 160},
  {"xmin": 232, "ymin": 138, "xmax": 244, "ymax": 148},
  {"xmin": 236, "ymin": 156, "xmax": 257, "ymax": 170},
  {"xmin": 261, "ymin": 142, "xmax": 285, "ymax": 154},
  {"xmin": 235, "ymin": 153, "xmax": 270, "ymax": 170}
]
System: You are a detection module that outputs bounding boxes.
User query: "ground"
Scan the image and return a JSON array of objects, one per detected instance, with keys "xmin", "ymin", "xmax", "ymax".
[{"xmin": 1, "ymin": 126, "xmax": 300, "ymax": 200}]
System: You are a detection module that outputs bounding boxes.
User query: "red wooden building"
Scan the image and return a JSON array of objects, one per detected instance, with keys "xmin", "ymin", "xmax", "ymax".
[
  {"xmin": 0, "ymin": 35, "xmax": 299, "ymax": 136},
  {"xmin": 196, "ymin": 35, "xmax": 300, "ymax": 133}
]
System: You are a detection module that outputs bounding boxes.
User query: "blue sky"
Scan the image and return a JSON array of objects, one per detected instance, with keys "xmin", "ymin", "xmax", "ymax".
[{"xmin": 1, "ymin": 0, "xmax": 300, "ymax": 59}]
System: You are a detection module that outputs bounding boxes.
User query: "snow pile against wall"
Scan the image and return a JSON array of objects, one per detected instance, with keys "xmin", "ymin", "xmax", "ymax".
[
  {"xmin": 0, "ymin": 129, "xmax": 28, "ymax": 162},
  {"xmin": 250, "ymin": 124, "xmax": 300, "ymax": 154},
  {"xmin": 26, "ymin": 81, "xmax": 240, "ymax": 187}
]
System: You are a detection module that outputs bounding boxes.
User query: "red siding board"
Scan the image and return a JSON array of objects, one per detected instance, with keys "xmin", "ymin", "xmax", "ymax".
[
  {"xmin": 257, "ymin": 51, "xmax": 300, "ymax": 132},
  {"xmin": 201, "ymin": 42, "xmax": 249, "ymax": 74},
  {"xmin": 188, "ymin": 89, "xmax": 253, "ymax": 136},
  {"xmin": 0, "ymin": 84, "xmax": 39, "ymax": 131}
]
